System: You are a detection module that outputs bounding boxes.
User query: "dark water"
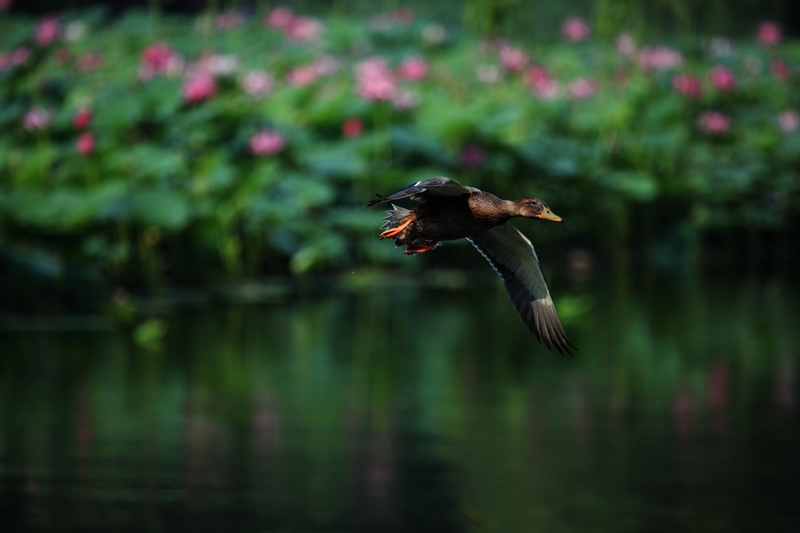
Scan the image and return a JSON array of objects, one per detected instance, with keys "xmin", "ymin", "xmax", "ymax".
[{"xmin": 1, "ymin": 270, "xmax": 799, "ymax": 532}]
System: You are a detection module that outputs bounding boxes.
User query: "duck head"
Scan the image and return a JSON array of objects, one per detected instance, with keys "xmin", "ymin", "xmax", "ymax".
[{"xmin": 515, "ymin": 198, "xmax": 563, "ymax": 222}]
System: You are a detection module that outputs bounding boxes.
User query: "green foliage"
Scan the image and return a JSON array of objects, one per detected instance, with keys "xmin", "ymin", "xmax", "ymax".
[{"xmin": 1, "ymin": 7, "xmax": 799, "ymax": 292}]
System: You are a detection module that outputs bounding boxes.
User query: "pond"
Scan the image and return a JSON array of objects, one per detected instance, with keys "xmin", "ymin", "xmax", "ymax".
[{"xmin": 1, "ymin": 268, "xmax": 798, "ymax": 532}]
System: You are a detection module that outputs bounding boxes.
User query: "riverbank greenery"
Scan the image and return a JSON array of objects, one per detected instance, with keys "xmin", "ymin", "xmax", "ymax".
[{"xmin": 1, "ymin": 5, "xmax": 799, "ymax": 296}]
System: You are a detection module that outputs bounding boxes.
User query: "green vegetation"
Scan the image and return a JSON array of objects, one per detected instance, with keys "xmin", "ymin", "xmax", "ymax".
[{"xmin": 1, "ymin": 6, "xmax": 798, "ymax": 297}]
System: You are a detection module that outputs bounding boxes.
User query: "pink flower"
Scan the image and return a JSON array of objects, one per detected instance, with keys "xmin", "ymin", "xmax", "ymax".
[
  {"xmin": 73, "ymin": 108, "xmax": 92, "ymax": 129},
  {"xmin": 241, "ymin": 70, "xmax": 273, "ymax": 97},
  {"xmin": 76, "ymin": 132, "xmax": 95, "ymax": 156},
  {"xmin": 0, "ymin": 0, "xmax": 14, "ymax": 11},
  {"xmin": 285, "ymin": 17, "xmax": 324, "ymax": 42},
  {"xmin": 23, "ymin": 107, "xmax": 51, "ymax": 131},
  {"xmin": 195, "ymin": 53, "xmax": 238, "ymax": 76},
  {"xmin": 355, "ymin": 58, "xmax": 397, "ymax": 101},
  {"xmin": 140, "ymin": 43, "xmax": 182, "ymax": 79},
  {"xmin": 778, "ymin": 110, "xmax": 799, "ymax": 134},
  {"xmin": 397, "ymin": 57, "xmax": 428, "ymax": 81},
  {"xmin": 561, "ymin": 18, "xmax": 590, "ymax": 42},
  {"xmin": 772, "ymin": 60, "xmax": 790, "ymax": 81},
  {"xmin": 1, "ymin": 47, "xmax": 30, "ymax": 71},
  {"xmin": 250, "ymin": 130, "xmax": 285, "ymax": 155},
  {"xmin": 710, "ymin": 65, "xmax": 736, "ymax": 91},
  {"xmin": 568, "ymin": 78, "xmax": 597, "ymax": 99},
  {"xmin": 266, "ymin": 7, "xmax": 293, "ymax": 29},
  {"xmin": 342, "ymin": 118, "xmax": 363, "ymax": 137},
  {"xmin": 672, "ymin": 74, "xmax": 702, "ymax": 99},
  {"xmin": 214, "ymin": 11, "xmax": 245, "ymax": 31},
  {"xmin": 11, "ymin": 47, "xmax": 31, "ymax": 66},
  {"xmin": 75, "ymin": 51, "xmax": 102, "ymax": 72},
  {"xmin": 756, "ymin": 21, "xmax": 781, "ymax": 46},
  {"xmin": 698, "ymin": 111, "xmax": 729, "ymax": 135},
  {"xmin": 499, "ymin": 45, "xmax": 527, "ymax": 72},
  {"xmin": 461, "ymin": 145, "xmax": 485, "ymax": 168},
  {"xmin": 182, "ymin": 73, "xmax": 217, "ymax": 103},
  {"xmin": 393, "ymin": 8, "xmax": 414, "ymax": 25},
  {"xmin": 286, "ymin": 64, "xmax": 317, "ymax": 87},
  {"xmin": 35, "ymin": 16, "xmax": 60, "ymax": 46},
  {"xmin": 391, "ymin": 89, "xmax": 420, "ymax": 110},
  {"xmin": 56, "ymin": 47, "xmax": 71, "ymax": 64},
  {"xmin": 527, "ymin": 65, "xmax": 560, "ymax": 99},
  {"xmin": 637, "ymin": 46, "xmax": 683, "ymax": 71}
]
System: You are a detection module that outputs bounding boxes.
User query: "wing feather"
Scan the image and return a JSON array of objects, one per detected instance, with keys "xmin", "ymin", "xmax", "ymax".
[
  {"xmin": 468, "ymin": 223, "xmax": 575, "ymax": 355},
  {"xmin": 365, "ymin": 177, "xmax": 475, "ymax": 206}
]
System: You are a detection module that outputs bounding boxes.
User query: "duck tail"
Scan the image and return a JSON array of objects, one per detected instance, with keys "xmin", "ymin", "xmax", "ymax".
[{"xmin": 379, "ymin": 204, "xmax": 414, "ymax": 241}]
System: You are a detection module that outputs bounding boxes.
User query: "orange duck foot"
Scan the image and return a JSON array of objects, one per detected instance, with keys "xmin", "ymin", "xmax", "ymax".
[
  {"xmin": 404, "ymin": 241, "xmax": 439, "ymax": 254},
  {"xmin": 379, "ymin": 215, "xmax": 414, "ymax": 239}
]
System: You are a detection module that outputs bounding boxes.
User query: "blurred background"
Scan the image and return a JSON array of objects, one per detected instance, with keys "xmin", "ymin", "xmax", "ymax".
[{"xmin": 1, "ymin": 1, "xmax": 799, "ymax": 531}]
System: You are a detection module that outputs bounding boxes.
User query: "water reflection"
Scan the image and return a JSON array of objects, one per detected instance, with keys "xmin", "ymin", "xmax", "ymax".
[{"xmin": 1, "ymin": 271, "xmax": 798, "ymax": 531}]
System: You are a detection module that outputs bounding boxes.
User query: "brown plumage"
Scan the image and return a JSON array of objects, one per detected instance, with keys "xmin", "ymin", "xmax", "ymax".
[{"xmin": 366, "ymin": 176, "xmax": 576, "ymax": 355}]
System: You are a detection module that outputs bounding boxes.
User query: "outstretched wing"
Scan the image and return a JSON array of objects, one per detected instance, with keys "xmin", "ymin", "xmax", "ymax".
[
  {"xmin": 365, "ymin": 177, "xmax": 475, "ymax": 207},
  {"xmin": 468, "ymin": 223, "xmax": 576, "ymax": 355}
]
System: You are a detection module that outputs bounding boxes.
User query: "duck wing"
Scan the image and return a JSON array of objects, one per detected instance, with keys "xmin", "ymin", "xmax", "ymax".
[
  {"xmin": 365, "ymin": 177, "xmax": 476, "ymax": 206},
  {"xmin": 468, "ymin": 223, "xmax": 576, "ymax": 355}
]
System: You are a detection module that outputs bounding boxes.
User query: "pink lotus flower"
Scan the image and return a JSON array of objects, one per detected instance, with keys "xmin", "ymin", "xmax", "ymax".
[
  {"xmin": 756, "ymin": 21, "xmax": 781, "ymax": 46},
  {"xmin": 342, "ymin": 118, "xmax": 363, "ymax": 137},
  {"xmin": 23, "ymin": 107, "xmax": 51, "ymax": 131},
  {"xmin": 672, "ymin": 74, "xmax": 702, "ymax": 99},
  {"xmin": 499, "ymin": 45, "xmax": 527, "ymax": 72},
  {"xmin": 772, "ymin": 60, "xmax": 790, "ymax": 81},
  {"xmin": 778, "ymin": 110, "xmax": 799, "ymax": 134},
  {"xmin": 397, "ymin": 56, "xmax": 428, "ymax": 81},
  {"xmin": 461, "ymin": 145, "xmax": 485, "ymax": 168},
  {"xmin": 250, "ymin": 130, "xmax": 285, "ymax": 155},
  {"xmin": 266, "ymin": 7, "xmax": 293, "ymax": 29},
  {"xmin": 637, "ymin": 46, "xmax": 683, "ymax": 71},
  {"xmin": 710, "ymin": 65, "xmax": 736, "ymax": 91},
  {"xmin": 56, "ymin": 47, "xmax": 71, "ymax": 64},
  {"xmin": 286, "ymin": 65, "xmax": 317, "ymax": 87},
  {"xmin": 75, "ymin": 51, "xmax": 102, "ymax": 72},
  {"xmin": 35, "ymin": 16, "xmax": 60, "ymax": 46},
  {"xmin": 0, "ymin": 49, "xmax": 29, "ymax": 72},
  {"xmin": 10, "ymin": 47, "xmax": 31, "ymax": 66},
  {"xmin": 561, "ymin": 17, "xmax": 590, "ymax": 42},
  {"xmin": 527, "ymin": 65, "xmax": 560, "ymax": 99},
  {"xmin": 355, "ymin": 58, "xmax": 397, "ymax": 101},
  {"xmin": 140, "ymin": 43, "xmax": 182, "ymax": 79},
  {"xmin": 698, "ymin": 111, "xmax": 730, "ymax": 135},
  {"xmin": 393, "ymin": 8, "xmax": 414, "ymax": 25},
  {"xmin": 568, "ymin": 78, "xmax": 597, "ymax": 99},
  {"xmin": 73, "ymin": 108, "xmax": 92, "ymax": 129},
  {"xmin": 285, "ymin": 16, "xmax": 324, "ymax": 42},
  {"xmin": 214, "ymin": 11, "xmax": 245, "ymax": 31},
  {"xmin": 391, "ymin": 89, "xmax": 420, "ymax": 110},
  {"xmin": 77, "ymin": 132, "xmax": 95, "ymax": 156},
  {"xmin": 241, "ymin": 70, "xmax": 273, "ymax": 97},
  {"xmin": 183, "ymin": 73, "xmax": 217, "ymax": 103},
  {"xmin": 195, "ymin": 53, "xmax": 238, "ymax": 76}
]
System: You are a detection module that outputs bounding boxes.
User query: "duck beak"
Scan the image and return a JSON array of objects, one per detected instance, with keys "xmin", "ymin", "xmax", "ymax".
[{"xmin": 539, "ymin": 207, "xmax": 562, "ymax": 222}]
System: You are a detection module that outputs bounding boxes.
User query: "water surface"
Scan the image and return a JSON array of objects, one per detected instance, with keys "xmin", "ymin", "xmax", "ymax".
[{"xmin": 1, "ymin": 270, "xmax": 798, "ymax": 532}]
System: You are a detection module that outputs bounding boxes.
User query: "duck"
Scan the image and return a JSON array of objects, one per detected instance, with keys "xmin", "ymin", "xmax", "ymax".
[{"xmin": 366, "ymin": 176, "xmax": 576, "ymax": 355}]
